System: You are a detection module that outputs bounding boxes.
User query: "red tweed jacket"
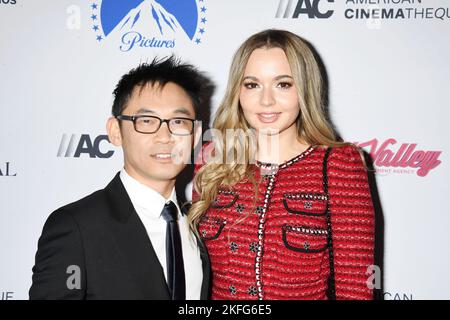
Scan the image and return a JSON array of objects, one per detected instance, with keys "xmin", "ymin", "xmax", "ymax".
[{"xmin": 196, "ymin": 144, "xmax": 375, "ymax": 300}]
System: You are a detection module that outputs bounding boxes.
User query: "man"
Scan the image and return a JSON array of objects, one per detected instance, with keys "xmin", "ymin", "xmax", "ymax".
[{"xmin": 29, "ymin": 57, "xmax": 213, "ymax": 300}]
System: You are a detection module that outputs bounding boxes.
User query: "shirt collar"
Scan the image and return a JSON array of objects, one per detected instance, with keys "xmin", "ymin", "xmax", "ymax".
[{"xmin": 119, "ymin": 168, "xmax": 181, "ymax": 219}]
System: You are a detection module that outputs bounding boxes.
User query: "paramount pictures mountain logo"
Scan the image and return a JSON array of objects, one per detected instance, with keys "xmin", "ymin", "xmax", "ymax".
[{"xmin": 90, "ymin": 0, "xmax": 208, "ymax": 52}]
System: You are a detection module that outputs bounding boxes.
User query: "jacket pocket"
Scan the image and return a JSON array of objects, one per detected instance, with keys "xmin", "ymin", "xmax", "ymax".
[
  {"xmin": 282, "ymin": 192, "xmax": 328, "ymax": 217},
  {"xmin": 198, "ymin": 216, "xmax": 226, "ymax": 241},
  {"xmin": 282, "ymin": 224, "xmax": 328, "ymax": 253},
  {"xmin": 211, "ymin": 189, "xmax": 239, "ymax": 209}
]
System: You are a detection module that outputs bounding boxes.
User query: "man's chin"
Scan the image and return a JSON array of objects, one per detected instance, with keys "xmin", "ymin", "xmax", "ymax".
[
  {"xmin": 148, "ymin": 163, "xmax": 184, "ymax": 179},
  {"xmin": 153, "ymin": 174, "xmax": 179, "ymax": 182}
]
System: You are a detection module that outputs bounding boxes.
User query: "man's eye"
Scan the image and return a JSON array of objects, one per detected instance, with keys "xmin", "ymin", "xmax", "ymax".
[
  {"xmin": 243, "ymin": 82, "xmax": 259, "ymax": 89},
  {"xmin": 139, "ymin": 118, "xmax": 156, "ymax": 125}
]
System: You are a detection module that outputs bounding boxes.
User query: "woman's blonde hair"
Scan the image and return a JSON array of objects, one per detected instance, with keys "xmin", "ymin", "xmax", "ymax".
[{"xmin": 189, "ymin": 29, "xmax": 351, "ymax": 233}]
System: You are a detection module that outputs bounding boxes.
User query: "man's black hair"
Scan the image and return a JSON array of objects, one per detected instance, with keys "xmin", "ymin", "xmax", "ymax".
[{"xmin": 112, "ymin": 56, "xmax": 214, "ymax": 117}]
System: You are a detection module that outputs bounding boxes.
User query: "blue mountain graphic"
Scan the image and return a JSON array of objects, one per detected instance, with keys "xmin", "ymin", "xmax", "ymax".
[{"xmin": 99, "ymin": 0, "xmax": 198, "ymax": 39}]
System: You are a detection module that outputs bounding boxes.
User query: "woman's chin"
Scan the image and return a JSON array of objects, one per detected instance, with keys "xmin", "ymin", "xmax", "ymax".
[{"xmin": 256, "ymin": 127, "xmax": 282, "ymax": 136}]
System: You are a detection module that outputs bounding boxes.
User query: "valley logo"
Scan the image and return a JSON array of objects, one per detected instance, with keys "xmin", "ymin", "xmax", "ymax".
[{"xmin": 90, "ymin": 0, "xmax": 208, "ymax": 52}]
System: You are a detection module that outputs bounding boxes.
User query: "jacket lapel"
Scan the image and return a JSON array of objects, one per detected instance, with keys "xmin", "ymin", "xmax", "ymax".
[
  {"xmin": 180, "ymin": 203, "xmax": 211, "ymax": 300},
  {"xmin": 105, "ymin": 173, "xmax": 171, "ymax": 300},
  {"xmin": 198, "ymin": 235, "xmax": 211, "ymax": 300}
]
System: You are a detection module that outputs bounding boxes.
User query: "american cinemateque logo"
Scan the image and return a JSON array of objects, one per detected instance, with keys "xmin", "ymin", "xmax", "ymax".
[
  {"xmin": 275, "ymin": 0, "xmax": 450, "ymax": 21},
  {"xmin": 276, "ymin": 0, "xmax": 335, "ymax": 18},
  {"xmin": 57, "ymin": 134, "xmax": 114, "ymax": 158}
]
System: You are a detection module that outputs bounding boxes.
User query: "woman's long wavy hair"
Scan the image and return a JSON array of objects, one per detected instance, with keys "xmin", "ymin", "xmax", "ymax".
[{"xmin": 189, "ymin": 29, "xmax": 351, "ymax": 233}]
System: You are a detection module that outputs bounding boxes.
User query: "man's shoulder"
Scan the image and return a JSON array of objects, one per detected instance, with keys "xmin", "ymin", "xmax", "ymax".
[
  {"xmin": 60, "ymin": 188, "xmax": 108, "ymax": 214},
  {"xmin": 45, "ymin": 189, "xmax": 108, "ymax": 229},
  {"xmin": 52, "ymin": 175, "xmax": 122, "ymax": 225}
]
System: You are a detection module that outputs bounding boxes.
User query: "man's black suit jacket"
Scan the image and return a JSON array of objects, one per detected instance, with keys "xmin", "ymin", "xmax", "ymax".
[{"xmin": 29, "ymin": 173, "xmax": 211, "ymax": 300}]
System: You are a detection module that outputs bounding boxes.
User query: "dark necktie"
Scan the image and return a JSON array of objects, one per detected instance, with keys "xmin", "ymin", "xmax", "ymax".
[{"xmin": 160, "ymin": 200, "xmax": 186, "ymax": 300}]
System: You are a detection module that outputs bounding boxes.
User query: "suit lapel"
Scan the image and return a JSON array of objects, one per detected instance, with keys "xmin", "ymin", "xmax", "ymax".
[
  {"xmin": 105, "ymin": 173, "xmax": 170, "ymax": 300},
  {"xmin": 197, "ymin": 234, "xmax": 211, "ymax": 300},
  {"xmin": 180, "ymin": 203, "xmax": 211, "ymax": 300}
]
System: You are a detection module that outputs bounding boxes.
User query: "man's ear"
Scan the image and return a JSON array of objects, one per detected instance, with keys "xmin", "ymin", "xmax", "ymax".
[{"xmin": 107, "ymin": 117, "xmax": 122, "ymax": 147}]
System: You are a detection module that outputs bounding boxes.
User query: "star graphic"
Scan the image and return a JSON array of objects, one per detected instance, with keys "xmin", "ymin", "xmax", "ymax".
[
  {"xmin": 199, "ymin": 28, "xmax": 205, "ymax": 34},
  {"xmin": 92, "ymin": 25, "xmax": 99, "ymax": 31},
  {"xmin": 201, "ymin": 17, "xmax": 207, "ymax": 24},
  {"xmin": 201, "ymin": 7, "xmax": 207, "ymax": 13},
  {"xmin": 91, "ymin": 3, "xmax": 98, "ymax": 10},
  {"xmin": 96, "ymin": 35, "xmax": 103, "ymax": 42},
  {"xmin": 195, "ymin": 38, "xmax": 201, "ymax": 44},
  {"xmin": 91, "ymin": 14, "xmax": 97, "ymax": 21}
]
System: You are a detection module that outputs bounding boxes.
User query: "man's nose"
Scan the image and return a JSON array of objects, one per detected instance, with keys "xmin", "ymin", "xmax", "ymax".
[{"xmin": 154, "ymin": 121, "xmax": 173, "ymax": 142}]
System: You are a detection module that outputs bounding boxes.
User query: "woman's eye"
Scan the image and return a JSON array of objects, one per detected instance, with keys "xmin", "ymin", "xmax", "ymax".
[
  {"xmin": 243, "ymin": 82, "xmax": 259, "ymax": 89},
  {"xmin": 277, "ymin": 82, "xmax": 293, "ymax": 89}
]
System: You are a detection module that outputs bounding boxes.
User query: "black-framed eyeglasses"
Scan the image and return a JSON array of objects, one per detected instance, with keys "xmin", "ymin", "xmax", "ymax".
[{"xmin": 116, "ymin": 115, "xmax": 196, "ymax": 136}]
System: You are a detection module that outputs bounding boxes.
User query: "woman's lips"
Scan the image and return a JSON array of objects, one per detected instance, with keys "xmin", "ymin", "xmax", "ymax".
[{"xmin": 256, "ymin": 112, "xmax": 281, "ymax": 123}]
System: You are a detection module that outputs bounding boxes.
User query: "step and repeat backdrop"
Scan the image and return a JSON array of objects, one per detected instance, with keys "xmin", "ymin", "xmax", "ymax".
[{"xmin": 1, "ymin": 0, "xmax": 449, "ymax": 300}]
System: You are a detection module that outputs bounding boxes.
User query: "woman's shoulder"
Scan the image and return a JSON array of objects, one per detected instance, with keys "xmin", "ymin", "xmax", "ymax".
[
  {"xmin": 328, "ymin": 143, "xmax": 362, "ymax": 156},
  {"xmin": 324, "ymin": 143, "xmax": 367, "ymax": 171}
]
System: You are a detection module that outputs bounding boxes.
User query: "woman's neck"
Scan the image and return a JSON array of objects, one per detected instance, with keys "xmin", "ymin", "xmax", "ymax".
[{"xmin": 256, "ymin": 125, "xmax": 309, "ymax": 164}]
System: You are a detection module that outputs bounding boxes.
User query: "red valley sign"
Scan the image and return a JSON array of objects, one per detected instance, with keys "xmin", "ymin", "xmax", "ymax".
[{"xmin": 355, "ymin": 138, "xmax": 442, "ymax": 177}]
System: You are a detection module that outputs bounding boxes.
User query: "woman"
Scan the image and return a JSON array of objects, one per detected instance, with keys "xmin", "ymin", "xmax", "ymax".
[{"xmin": 190, "ymin": 29, "xmax": 375, "ymax": 300}]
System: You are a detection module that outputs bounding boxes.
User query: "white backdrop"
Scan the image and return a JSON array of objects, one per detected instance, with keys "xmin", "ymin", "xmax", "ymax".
[{"xmin": 1, "ymin": 0, "xmax": 449, "ymax": 300}]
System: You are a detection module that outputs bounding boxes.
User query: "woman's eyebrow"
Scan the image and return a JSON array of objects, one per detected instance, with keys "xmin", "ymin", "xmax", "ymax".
[{"xmin": 242, "ymin": 75, "xmax": 293, "ymax": 81}]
